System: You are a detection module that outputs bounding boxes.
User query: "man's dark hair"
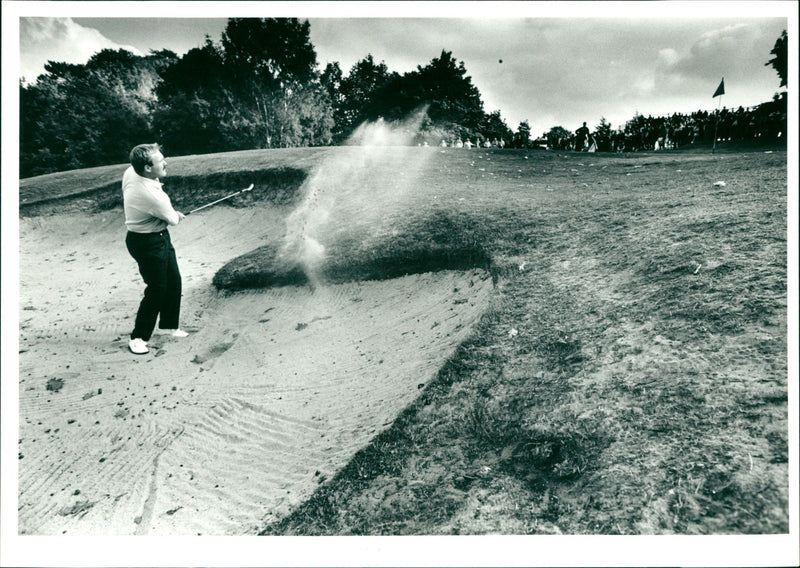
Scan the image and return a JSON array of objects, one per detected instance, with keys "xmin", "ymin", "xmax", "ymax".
[{"xmin": 130, "ymin": 143, "xmax": 161, "ymax": 176}]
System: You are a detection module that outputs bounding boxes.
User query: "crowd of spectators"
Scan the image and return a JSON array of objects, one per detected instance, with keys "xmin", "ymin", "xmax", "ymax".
[
  {"xmin": 397, "ymin": 92, "xmax": 787, "ymax": 154},
  {"xmin": 547, "ymin": 92, "xmax": 787, "ymax": 152},
  {"xmin": 430, "ymin": 138, "xmax": 506, "ymax": 149}
]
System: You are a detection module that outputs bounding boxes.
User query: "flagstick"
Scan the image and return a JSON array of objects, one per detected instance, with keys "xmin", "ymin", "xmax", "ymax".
[
  {"xmin": 711, "ymin": 77, "xmax": 725, "ymax": 154},
  {"xmin": 712, "ymin": 91, "xmax": 722, "ymax": 154}
]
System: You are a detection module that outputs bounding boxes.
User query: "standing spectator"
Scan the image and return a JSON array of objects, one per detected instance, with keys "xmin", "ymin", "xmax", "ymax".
[{"xmin": 575, "ymin": 122, "xmax": 590, "ymax": 151}]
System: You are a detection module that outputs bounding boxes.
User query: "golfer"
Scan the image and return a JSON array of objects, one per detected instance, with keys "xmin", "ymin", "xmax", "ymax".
[{"xmin": 122, "ymin": 143, "xmax": 187, "ymax": 354}]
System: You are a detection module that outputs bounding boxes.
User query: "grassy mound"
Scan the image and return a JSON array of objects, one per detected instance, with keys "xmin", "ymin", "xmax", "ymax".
[{"xmin": 213, "ymin": 208, "xmax": 493, "ymax": 290}]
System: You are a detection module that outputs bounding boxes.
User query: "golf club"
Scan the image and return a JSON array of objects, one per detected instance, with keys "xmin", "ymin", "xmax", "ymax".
[{"xmin": 187, "ymin": 183, "xmax": 254, "ymax": 215}]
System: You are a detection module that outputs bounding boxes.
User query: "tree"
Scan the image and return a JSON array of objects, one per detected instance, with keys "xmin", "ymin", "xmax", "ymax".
[
  {"xmin": 481, "ymin": 110, "xmax": 513, "ymax": 145},
  {"xmin": 20, "ymin": 48, "xmax": 173, "ymax": 176},
  {"xmin": 157, "ymin": 19, "xmax": 333, "ymax": 153},
  {"xmin": 154, "ymin": 39, "xmax": 232, "ymax": 155},
  {"xmin": 546, "ymin": 126, "xmax": 572, "ymax": 150},
  {"xmin": 336, "ymin": 55, "xmax": 396, "ymax": 139},
  {"xmin": 156, "ymin": 38, "xmax": 225, "ymax": 98},
  {"xmin": 514, "ymin": 120, "xmax": 532, "ymax": 148},
  {"xmin": 218, "ymin": 18, "xmax": 327, "ymax": 148},
  {"xmin": 594, "ymin": 117, "xmax": 613, "ymax": 151},
  {"xmin": 361, "ymin": 50, "xmax": 485, "ymax": 141},
  {"xmin": 274, "ymin": 82, "xmax": 334, "ymax": 146},
  {"xmin": 20, "ymin": 77, "xmax": 72, "ymax": 175},
  {"xmin": 320, "ymin": 62, "xmax": 343, "ymax": 98},
  {"xmin": 221, "ymin": 18, "xmax": 317, "ymax": 88},
  {"xmin": 415, "ymin": 50, "xmax": 485, "ymax": 131},
  {"xmin": 765, "ymin": 29, "xmax": 787, "ymax": 88},
  {"xmin": 320, "ymin": 62, "xmax": 348, "ymax": 141}
]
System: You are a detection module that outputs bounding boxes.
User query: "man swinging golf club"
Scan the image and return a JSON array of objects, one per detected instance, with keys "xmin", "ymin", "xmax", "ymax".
[{"xmin": 123, "ymin": 143, "xmax": 188, "ymax": 354}]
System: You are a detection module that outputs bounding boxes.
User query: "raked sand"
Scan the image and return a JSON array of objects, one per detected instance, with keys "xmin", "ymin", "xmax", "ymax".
[{"xmin": 17, "ymin": 203, "xmax": 493, "ymax": 535}]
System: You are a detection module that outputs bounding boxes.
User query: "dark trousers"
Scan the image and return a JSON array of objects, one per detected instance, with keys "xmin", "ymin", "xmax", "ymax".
[{"xmin": 126, "ymin": 230, "xmax": 182, "ymax": 341}]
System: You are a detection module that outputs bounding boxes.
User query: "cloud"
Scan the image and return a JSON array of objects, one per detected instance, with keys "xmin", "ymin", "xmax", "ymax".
[
  {"xmin": 658, "ymin": 48, "xmax": 680, "ymax": 67},
  {"xmin": 20, "ymin": 17, "xmax": 142, "ymax": 83},
  {"xmin": 652, "ymin": 22, "xmax": 774, "ymax": 90}
]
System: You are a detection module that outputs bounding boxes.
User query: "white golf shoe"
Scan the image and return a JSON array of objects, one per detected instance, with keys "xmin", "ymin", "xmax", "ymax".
[
  {"xmin": 159, "ymin": 328, "xmax": 189, "ymax": 338},
  {"xmin": 128, "ymin": 338, "xmax": 149, "ymax": 354}
]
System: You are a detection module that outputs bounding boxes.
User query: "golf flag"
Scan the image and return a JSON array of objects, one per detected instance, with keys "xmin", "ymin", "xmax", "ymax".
[{"xmin": 713, "ymin": 78, "xmax": 725, "ymax": 98}]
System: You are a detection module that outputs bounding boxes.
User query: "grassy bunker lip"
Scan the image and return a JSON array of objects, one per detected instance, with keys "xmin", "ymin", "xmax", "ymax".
[
  {"xmin": 213, "ymin": 209, "xmax": 494, "ymax": 290},
  {"xmin": 213, "ymin": 242, "xmax": 492, "ymax": 290}
]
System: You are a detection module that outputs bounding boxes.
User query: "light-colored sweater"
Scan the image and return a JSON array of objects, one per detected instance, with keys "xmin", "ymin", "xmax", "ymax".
[{"xmin": 122, "ymin": 166, "xmax": 179, "ymax": 233}]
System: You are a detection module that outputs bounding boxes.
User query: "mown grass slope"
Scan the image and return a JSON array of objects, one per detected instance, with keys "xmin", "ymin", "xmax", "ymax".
[{"xmin": 20, "ymin": 144, "xmax": 789, "ymax": 534}]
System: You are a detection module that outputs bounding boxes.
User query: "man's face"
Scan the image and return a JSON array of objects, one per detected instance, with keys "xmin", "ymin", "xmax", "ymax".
[{"xmin": 145, "ymin": 151, "xmax": 167, "ymax": 179}]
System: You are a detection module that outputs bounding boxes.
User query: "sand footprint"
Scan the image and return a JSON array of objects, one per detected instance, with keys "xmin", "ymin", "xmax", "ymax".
[{"xmin": 191, "ymin": 333, "xmax": 239, "ymax": 365}]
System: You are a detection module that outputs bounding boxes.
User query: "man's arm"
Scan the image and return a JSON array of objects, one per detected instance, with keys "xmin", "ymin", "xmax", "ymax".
[{"xmin": 147, "ymin": 193, "xmax": 181, "ymax": 226}]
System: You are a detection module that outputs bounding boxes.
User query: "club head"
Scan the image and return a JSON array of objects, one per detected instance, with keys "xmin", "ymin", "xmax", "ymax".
[{"xmin": 244, "ymin": 183, "xmax": 254, "ymax": 192}]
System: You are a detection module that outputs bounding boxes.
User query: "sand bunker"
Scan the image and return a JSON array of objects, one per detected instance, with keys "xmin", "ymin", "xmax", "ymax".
[{"xmin": 18, "ymin": 204, "xmax": 493, "ymax": 535}]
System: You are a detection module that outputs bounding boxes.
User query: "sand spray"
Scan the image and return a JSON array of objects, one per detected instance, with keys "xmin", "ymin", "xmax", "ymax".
[{"xmin": 280, "ymin": 107, "xmax": 432, "ymax": 284}]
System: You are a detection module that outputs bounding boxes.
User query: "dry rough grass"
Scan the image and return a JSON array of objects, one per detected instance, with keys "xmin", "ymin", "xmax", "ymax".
[{"xmin": 257, "ymin": 147, "xmax": 789, "ymax": 535}]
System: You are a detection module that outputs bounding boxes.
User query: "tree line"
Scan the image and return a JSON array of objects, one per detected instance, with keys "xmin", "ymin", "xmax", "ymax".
[
  {"xmin": 19, "ymin": 21, "xmax": 787, "ymax": 177},
  {"xmin": 20, "ymin": 18, "xmax": 523, "ymax": 177}
]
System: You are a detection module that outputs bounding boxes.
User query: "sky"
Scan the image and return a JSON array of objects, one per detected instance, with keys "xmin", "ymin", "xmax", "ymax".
[{"xmin": 11, "ymin": 2, "xmax": 792, "ymax": 136}]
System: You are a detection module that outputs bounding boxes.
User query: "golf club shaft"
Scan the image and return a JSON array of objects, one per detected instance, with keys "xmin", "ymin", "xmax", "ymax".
[{"xmin": 188, "ymin": 184, "xmax": 254, "ymax": 214}]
